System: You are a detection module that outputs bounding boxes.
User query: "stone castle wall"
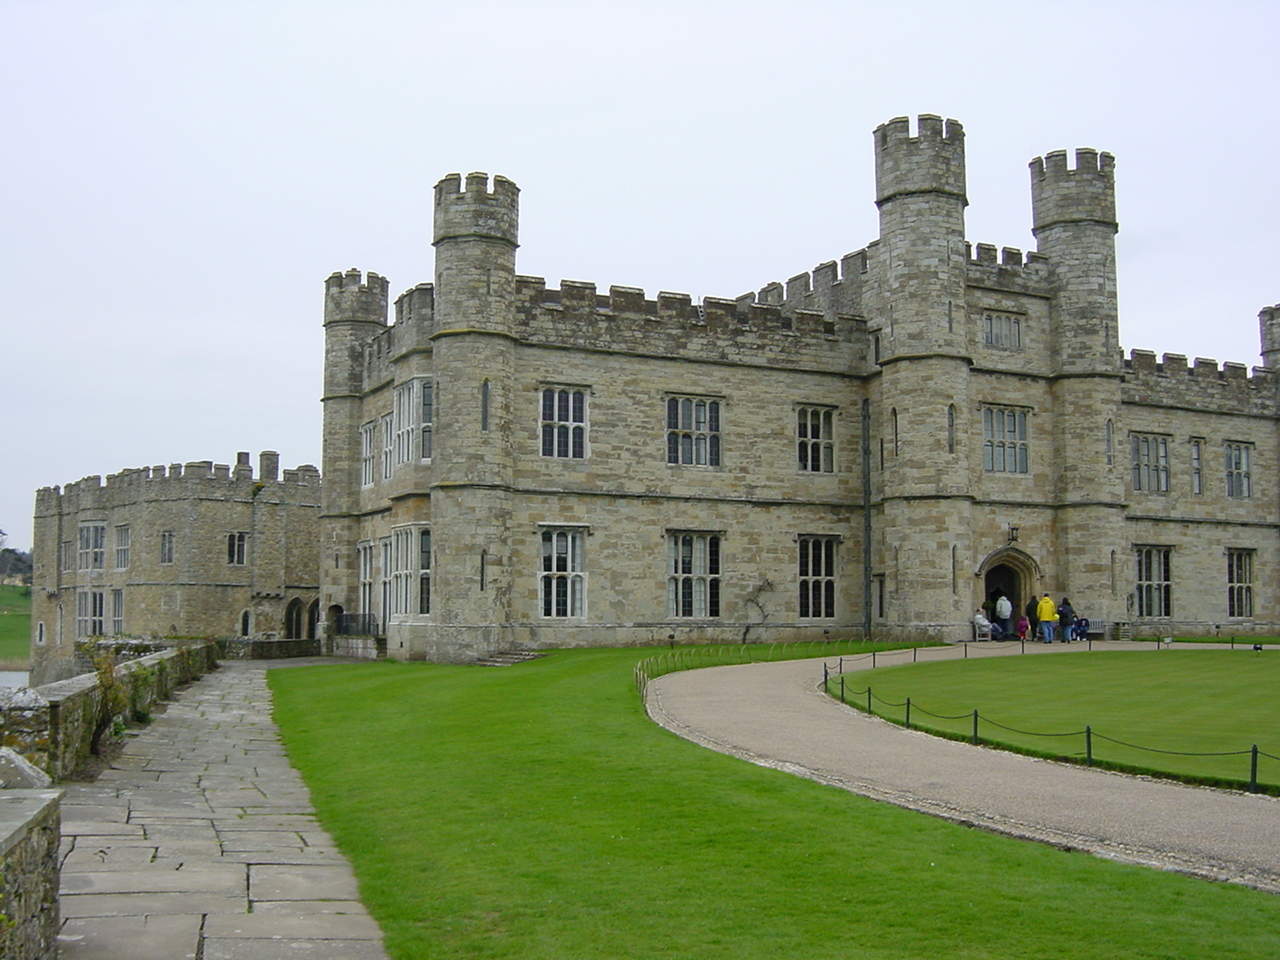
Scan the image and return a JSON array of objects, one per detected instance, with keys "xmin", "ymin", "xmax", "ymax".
[
  {"xmin": 319, "ymin": 117, "xmax": 1280, "ymax": 659},
  {"xmin": 30, "ymin": 453, "xmax": 320, "ymax": 684}
]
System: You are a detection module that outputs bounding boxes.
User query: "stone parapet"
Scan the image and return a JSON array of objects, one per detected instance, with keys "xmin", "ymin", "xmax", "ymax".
[
  {"xmin": 220, "ymin": 637, "xmax": 321, "ymax": 660},
  {"xmin": 0, "ymin": 789, "xmax": 61, "ymax": 960},
  {"xmin": 2, "ymin": 643, "xmax": 217, "ymax": 779}
]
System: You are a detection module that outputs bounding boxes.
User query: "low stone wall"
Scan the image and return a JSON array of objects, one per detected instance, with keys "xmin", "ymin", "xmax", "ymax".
[
  {"xmin": 0, "ymin": 789, "xmax": 61, "ymax": 960},
  {"xmin": 220, "ymin": 637, "xmax": 322, "ymax": 660},
  {"xmin": 328, "ymin": 636, "xmax": 386, "ymax": 660},
  {"xmin": 0, "ymin": 642, "xmax": 218, "ymax": 779}
]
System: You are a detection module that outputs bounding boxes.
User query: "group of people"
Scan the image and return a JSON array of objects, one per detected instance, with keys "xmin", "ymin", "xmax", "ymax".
[{"xmin": 973, "ymin": 592, "xmax": 1089, "ymax": 643}]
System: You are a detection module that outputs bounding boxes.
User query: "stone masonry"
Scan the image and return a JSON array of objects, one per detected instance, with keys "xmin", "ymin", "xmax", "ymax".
[
  {"xmin": 316, "ymin": 114, "xmax": 1279, "ymax": 660},
  {"xmin": 30, "ymin": 452, "xmax": 321, "ymax": 684}
]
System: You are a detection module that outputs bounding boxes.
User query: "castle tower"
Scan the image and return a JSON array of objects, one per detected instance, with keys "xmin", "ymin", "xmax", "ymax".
[
  {"xmin": 871, "ymin": 115, "xmax": 973, "ymax": 637},
  {"xmin": 426, "ymin": 173, "xmax": 521, "ymax": 658},
  {"xmin": 1030, "ymin": 149, "xmax": 1125, "ymax": 621},
  {"xmin": 1030, "ymin": 150, "xmax": 1119, "ymax": 374},
  {"xmin": 320, "ymin": 269, "xmax": 388, "ymax": 630},
  {"xmin": 1260, "ymin": 304, "xmax": 1280, "ymax": 369}
]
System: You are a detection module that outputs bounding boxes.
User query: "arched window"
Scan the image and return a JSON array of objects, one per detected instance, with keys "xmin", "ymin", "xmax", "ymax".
[
  {"xmin": 239, "ymin": 610, "xmax": 251, "ymax": 637},
  {"xmin": 284, "ymin": 599, "xmax": 304, "ymax": 639}
]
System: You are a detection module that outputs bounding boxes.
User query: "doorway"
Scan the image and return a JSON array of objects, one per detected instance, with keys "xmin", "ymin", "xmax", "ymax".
[{"xmin": 984, "ymin": 563, "xmax": 1021, "ymax": 624}]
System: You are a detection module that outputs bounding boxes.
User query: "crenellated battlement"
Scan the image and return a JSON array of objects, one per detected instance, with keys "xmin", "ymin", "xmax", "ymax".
[
  {"xmin": 36, "ymin": 453, "xmax": 321, "ymax": 505},
  {"xmin": 506, "ymin": 275, "xmax": 862, "ymax": 372},
  {"xmin": 874, "ymin": 114, "xmax": 966, "ymax": 205},
  {"xmin": 433, "ymin": 171, "xmax": 519, "ymax": 247},
  {"xmin": 1030, "ymin": 148, "xmax": 1117, "ymax": 232},
  {"xmin": 324, "ymin": 269, "xmax": 389, "ymax": 325},
  {"xmin": 964, "ymin": 242, "xmax": 1052, "ymax": 294},
  {"xmin": 1122, "ymin": 349, "xmax": 1277, "ymax": 416},
  {"xmin": 394, "ymin": 283, "xmax": 434, "ymax": 326}
]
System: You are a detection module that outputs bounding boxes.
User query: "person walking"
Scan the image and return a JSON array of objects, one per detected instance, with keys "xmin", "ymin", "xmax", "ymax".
[
  {"xmin": 1057, "ymin": 598, "xmax": 1076, "ymax": 643},
  {"xmin": 1036, "ymin": 593, "xmax": 1057, "ymax": 643},
  {"xmin": 1025, "ymin": 598, "xmax": 1039, "ymax": 642},
  {"xmin": 994, "ymin": 592, "xmax": 1013, "ymax": 641}
]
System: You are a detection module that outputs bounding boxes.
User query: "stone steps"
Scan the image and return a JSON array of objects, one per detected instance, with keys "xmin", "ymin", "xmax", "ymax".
[{"xmin": 472, "ymin": 651, "xmax": 546, "ymax": 667}]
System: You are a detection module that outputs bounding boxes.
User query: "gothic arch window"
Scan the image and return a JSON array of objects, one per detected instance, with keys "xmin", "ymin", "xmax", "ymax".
[
  {"xmin": 285, "ymin": 599, "xmax": 304, "ymax": 639},
  {"xmin": 239, "ymin": 610, "xmax": 251, "ymax": 637}
]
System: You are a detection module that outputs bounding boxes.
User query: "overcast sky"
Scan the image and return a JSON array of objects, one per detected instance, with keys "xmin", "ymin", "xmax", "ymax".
[{"xmin": 2, "ymin": 0, "xmax": 1277, "ymax": 552}]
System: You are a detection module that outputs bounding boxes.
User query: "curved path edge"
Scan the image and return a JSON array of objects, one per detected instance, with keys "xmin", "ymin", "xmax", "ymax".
[{"xmin": 645, "ymin": 643, "xmax": 1280, "ymax": 894}]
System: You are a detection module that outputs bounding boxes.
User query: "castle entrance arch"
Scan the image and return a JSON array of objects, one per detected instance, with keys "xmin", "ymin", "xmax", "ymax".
[
  {"xmin": 976, "ymin": 547, "xmax": 1041, "ymax": 625},
  {"xmin": 985, "ymin": 564, "xmax": 1021, "ymax": 616}
]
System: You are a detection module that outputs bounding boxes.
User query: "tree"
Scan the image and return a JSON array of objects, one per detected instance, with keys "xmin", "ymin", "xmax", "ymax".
[{"xmin": 0, "ymin": 530, "xmax": 33, "ymax": 584}]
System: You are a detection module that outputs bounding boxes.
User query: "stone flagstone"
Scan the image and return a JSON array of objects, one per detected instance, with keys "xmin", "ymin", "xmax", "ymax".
[{"xmin": 56, "ymin": 658, "xmax": 390, "ymax": 960}]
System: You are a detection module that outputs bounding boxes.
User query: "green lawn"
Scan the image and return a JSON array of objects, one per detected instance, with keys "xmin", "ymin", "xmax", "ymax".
[
  {"xmin": 831, "ymin": 650, "xmax": 1280, "ymax": 788},
  {"xmin": 268, "ymin": 648, "xmax": 1280, "ymax": 960},
  {"xmin": 0, "ymin": 584, "xmax": 31, "ymax": 664}
]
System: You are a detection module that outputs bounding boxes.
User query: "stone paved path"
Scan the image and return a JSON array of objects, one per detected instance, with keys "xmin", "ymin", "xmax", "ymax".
[
  {"xmin": 648, "ymin": 641, "xmax": 1280, "ymax": 892},
  {"xmin": 55, "ymin": 659, "xmax": 390, "ymax": 960}
]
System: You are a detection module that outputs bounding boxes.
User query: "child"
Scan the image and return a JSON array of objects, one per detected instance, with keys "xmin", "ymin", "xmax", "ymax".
[{"xmin": 1015, "ymin": 615, "xmax": 1030, "ymax": 641}]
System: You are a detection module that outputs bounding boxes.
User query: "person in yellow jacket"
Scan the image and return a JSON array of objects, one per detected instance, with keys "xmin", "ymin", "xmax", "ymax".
[{"xmin": 1036, "ymin": 593, "xmax": 1058, "ymax": 643}]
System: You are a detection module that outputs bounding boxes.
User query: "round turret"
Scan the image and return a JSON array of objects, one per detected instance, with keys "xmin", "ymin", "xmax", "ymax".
[
  {"xmin": 874, "ymin": 115, "xmax": 966, "ymax": 207},
  {"xmin": 323, "ymin": 269, "xmax": 389, "ymax": 325},
  {"xmin": 433, "ymin": 172, "xmax": 519, "ymax": 249},
  {"xmin": 1260, "ymin": 304, "xmax": 1280, "ymax": 369},
  {"xmin": 1030, "ymin": 149, "xmax": 1117, "ymax": 235}
]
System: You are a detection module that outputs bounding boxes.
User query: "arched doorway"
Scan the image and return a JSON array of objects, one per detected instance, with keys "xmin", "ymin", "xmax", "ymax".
[
  {"xmin": 326, "ymin": 604, "xmax": 344, "ymax": 637},
  {"xmin": 976, "ymin": 547, "xmax": 1041, "ymax": 629},
  {"xmin": 307, "ymin": 600, "xmax": 319, "ymax": 641},
  {"xmin": 985, "ymin": 563, "xmax": 1021, "ymax": 616}
]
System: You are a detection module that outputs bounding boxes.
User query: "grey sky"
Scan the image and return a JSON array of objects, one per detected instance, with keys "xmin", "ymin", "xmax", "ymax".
[{"xmin": 3, "ymin": 0, "xmax": 1276, "ymax": 552}]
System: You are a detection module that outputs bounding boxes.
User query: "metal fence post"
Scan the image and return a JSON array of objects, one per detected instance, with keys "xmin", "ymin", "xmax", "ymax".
[
  {"xmin": 1251, "ymin": 744, "xmax": 1259, "ymax": 794},
  {"xmin": 972, "ymin": 709, "xmax": 979, "ymax": 745},
  {"xmin": 1085, "ymin": 725, "xmax": 1092, "ymax": 767},
  {"xmin": 905, "ymin": 697, "xmax": 911, "ymax": 729},
  {"xmin": 866, "ymin": 687, "xmax": 872, "ymax": 714},
  {"xmin": 872, "ymin": 649, "xmax": 876, "ymax": 669}
]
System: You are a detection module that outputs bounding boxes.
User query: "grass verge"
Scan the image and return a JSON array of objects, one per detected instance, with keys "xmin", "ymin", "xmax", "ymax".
[
  {"xmin": 269, "ymin": 647, "xmax": 1280, "ymax": 960},
  {"xmin": 0, "ymin": 585, "xmax": 31, "ymax": 664},
  {"xmin": 828, "ymin": 650, "xmax": 1280, "ymax": 789}
]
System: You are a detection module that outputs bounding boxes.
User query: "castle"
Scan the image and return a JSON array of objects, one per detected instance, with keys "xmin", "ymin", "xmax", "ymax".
[
  {"xmin": 29, "ymin": 115, "xmax": 1280, "ymax": 669},
  {"xmin": 29, "ymin": 452, "xmax": 321, "ymax": 683},
  {"xmin": 318, "ymin": 114, "xmax": 1280, "ymax": 662}
]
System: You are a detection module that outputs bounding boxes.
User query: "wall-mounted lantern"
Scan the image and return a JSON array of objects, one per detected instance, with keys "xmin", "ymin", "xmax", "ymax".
[{"xmin": 1007, "ymin": 524, "xmax": 1019, "ymax": 544}]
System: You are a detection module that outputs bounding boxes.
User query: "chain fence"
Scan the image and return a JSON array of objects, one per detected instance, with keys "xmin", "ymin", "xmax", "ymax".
[{"xmin": 824, "ymin": 655, "xmax": 1279, "ymax": 794}]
